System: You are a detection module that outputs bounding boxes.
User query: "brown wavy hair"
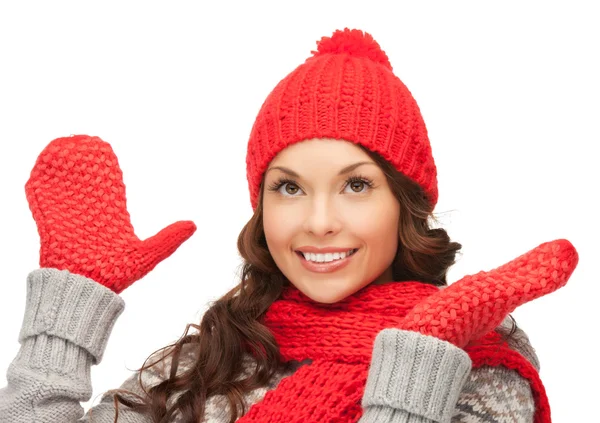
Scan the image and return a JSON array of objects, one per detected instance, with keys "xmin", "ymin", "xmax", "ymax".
[{"xmin": 105, "ymin": 145, "xmax": 470, "ymax": 423}]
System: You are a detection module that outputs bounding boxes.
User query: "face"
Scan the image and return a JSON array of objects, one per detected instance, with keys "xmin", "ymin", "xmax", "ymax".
[{"xmin": 262, "ymin": 138, "xmax": 400, "ymax": 304}]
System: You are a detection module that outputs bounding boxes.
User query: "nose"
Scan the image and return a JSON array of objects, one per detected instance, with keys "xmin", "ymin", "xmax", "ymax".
[{"xmin": 302, "ymin": 195, "xmax": 342, "ymax": 237}]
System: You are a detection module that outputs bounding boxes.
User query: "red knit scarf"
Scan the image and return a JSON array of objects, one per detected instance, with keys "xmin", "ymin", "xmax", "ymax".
[{"xmin": 239, "ymin": 281, "xmax": 550, "ymax": 423}]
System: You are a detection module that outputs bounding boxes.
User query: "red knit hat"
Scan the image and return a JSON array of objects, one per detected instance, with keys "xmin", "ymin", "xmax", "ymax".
[{"xmin": 245, "ymin": 28, "xmax": 438, "ymax": 211}]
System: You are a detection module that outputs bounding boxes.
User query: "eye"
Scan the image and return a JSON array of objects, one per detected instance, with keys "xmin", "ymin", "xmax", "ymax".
[
  {"xmin": 267, "ymin": 177, "xmax": 302, "ymax": 196},
  {"xmin": 266, "ymin": 175, "xmax": 375, "ymax": 197},
  {"xmin": 345, "ymin": 177, "xmax": 371, "ymax": 193},
  {"xmin": 282, "ymin": 181, "xmax": 300, "ymax": 196}
]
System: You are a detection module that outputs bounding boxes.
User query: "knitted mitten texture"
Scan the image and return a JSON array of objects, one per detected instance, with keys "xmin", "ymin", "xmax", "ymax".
[
  {"xmin": 25, "ymin": 134, "xmax": 196, "ymax": 293},
  {"xmin": 400, "ymin": 238, "xmax": 578, "ymax": 347},
  {"xmin": 237, "ymin": 239, "xmax": 578, "ymax": 423}
]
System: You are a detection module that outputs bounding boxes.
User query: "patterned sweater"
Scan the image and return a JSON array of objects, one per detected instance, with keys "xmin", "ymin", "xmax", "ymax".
[{"xmin": 0, "ymin": 269, "xmax": 541, "ymax": 422}]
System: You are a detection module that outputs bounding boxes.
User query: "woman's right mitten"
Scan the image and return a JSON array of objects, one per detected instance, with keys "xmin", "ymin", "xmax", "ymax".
[{"xmin": 25, "ymin": 134, "xmax": 197, "ymax": 293}]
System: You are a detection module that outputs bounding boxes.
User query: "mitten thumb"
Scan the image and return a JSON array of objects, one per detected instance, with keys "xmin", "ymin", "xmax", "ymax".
[{"xmin": 111, "ymin": 220, "xmax": 197, "ymax": 293}]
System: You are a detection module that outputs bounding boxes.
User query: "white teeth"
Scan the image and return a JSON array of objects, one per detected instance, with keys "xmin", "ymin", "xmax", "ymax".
[{"xmin": 301, "ymin": 249, "xmax": 356, "ymax": 263}]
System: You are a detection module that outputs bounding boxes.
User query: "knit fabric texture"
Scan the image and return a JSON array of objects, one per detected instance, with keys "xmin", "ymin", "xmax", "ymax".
[
  {"xmin": 0, "ymin": 269, "xmax": 542, "ymax": 423},
  {"xmin": 245, "ymin": 28, "xmax": 438, "ymax": 211},
  {"xmin": 233, "ymin": 238, "xmax": 577, "ymax": 422},
  {"xmin": 400, "ymin": 239, "xmax": 578, "ymax": 348},
  {"xmin": 24, "ymin": 135, "xmax": 196, "ymax": 293},
  {"xmin": 0, "ymin": 269, "xmax": 126, "ymax": 423},
  {"xmin": 467, "ymin": 332, "xmax": 552, "ymax": 423}
]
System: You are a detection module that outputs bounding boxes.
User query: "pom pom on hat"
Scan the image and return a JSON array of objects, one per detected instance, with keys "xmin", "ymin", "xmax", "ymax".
[{"xmin": 310, "ymin": 28, "xmax": 392, "ymax": 70}]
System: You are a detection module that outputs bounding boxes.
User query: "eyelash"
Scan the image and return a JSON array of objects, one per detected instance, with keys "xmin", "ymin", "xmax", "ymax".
[{"xmin": 267, "ymin": 174, "xmax": 375, "ymax": 197}]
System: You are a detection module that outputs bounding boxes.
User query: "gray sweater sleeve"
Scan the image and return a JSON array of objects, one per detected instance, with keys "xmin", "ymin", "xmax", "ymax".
[
  {"xmin": 359, "ymin": 329, "xmax": 473, "ymax": 423},
  {"xmin": 0, "ymin": 268, "xmax": 152, "ymax": 423},
  {"xmin": 358, "ymin": 320, "xmax": 539, "ymax": 423}
]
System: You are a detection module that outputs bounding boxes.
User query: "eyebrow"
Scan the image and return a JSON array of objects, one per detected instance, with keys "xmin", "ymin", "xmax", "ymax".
[{"xmin": 267, "ymin": 161, "xmax": 376, "ymax": 177}]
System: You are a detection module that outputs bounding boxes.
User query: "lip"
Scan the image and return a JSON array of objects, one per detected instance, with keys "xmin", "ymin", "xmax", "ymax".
[{"xmin": 296, "ymin": 248, "xmax": 359, "ymax": 274}]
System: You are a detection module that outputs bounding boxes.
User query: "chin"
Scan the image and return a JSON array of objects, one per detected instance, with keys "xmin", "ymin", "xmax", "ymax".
[
  {"xmin": 311, "ymin": 293, "xmax": 346, "ymax": 305},
  {"xmin": 294, "ymin": 280, "xmax": 361, "ymax": 305}
]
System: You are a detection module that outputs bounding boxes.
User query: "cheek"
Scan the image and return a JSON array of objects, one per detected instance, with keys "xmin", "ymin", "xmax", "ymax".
[
  {"xmin": 262, "ymin": 205, "xmax": 295, "ymax": 254},
  {"xmin": 360, "ymin": 215, "xmax": 398, "ymax": 246},
  {"xmin": 351, "ymin": 200, "xmax": 399, "ymax": 253}
]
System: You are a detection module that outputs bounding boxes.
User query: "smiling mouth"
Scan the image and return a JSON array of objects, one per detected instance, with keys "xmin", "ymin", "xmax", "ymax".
[
  {"xmin": 295, "ymin": 248, "xmax": 359, "ymax": 262},
  {"xmin": 294, "ymin": 248, "xmax": 359, "ymax": 273}
]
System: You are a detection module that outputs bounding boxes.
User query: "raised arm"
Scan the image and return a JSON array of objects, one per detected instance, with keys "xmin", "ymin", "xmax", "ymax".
[{"xmin": 0, "ymin": 135, "xmax": 196, "ymax": 422}]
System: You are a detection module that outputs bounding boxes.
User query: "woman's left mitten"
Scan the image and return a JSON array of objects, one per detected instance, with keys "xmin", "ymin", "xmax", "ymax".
[{"xmin": 401, "ymin": 239, "xmax": 579, "ymax": 347}]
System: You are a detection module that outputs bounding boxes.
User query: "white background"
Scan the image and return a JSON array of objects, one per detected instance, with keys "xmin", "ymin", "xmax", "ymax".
[{"xmin": 0, "ymin": 1, "xmax": 598, "ymax": 421}]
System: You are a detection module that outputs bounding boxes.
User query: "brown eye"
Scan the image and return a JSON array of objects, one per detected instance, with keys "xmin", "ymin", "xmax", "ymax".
[
  {"xmin": 349, "ymin": 180, "xmax": 365, "ymax": 192},
  {"xmin": 285, "ymin": 183, "xmax": 299, "ymax": 195}
]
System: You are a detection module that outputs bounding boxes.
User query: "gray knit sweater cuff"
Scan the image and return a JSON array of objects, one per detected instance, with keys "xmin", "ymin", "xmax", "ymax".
[
  {"xmin": 18, "ymin": 268, "xmax": 125, "ymax": 364},
  {"xmin": 360, "ymin": 329, "xmax": 472, "ymax": 423}
]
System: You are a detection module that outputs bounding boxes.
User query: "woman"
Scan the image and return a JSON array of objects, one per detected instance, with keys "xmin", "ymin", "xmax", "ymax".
[{"xmin": 0, "ymin": 28, "xmax": 578, "ymax": 423}]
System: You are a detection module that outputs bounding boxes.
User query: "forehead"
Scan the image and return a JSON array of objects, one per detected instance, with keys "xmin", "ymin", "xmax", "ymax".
[{"xmin": 269, "ymin": 138, "xmax": 368, "ymax": 165}]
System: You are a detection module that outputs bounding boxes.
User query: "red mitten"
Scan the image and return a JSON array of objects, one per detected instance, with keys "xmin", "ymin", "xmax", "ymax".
[
  {"xmin": 25, "ymin": 134, "xmax": 196, "ymax": 293},
  {"xmin": 400, "ymin": 238, "xmax": 579, "ymax": 347}
]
